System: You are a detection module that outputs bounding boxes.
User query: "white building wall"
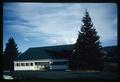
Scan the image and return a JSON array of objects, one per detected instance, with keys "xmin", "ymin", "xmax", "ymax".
[
  {"xmin": 14, "ymin": 66, "xmax": 35, "ymax": 71},
  {"xmin": 14, "ymin": 59, "xmax": 69, "ymax": 71}
]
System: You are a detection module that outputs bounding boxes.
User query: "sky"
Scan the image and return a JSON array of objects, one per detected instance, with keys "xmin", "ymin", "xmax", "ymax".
[{"xmin": 3, "ymin": 3, "xmax": 117, "ymax": 52}]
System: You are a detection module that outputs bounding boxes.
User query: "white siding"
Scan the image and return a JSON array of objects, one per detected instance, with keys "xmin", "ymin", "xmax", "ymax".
[
  {"xmin": 14, "ymin": 59, "xmax": 69, "ymax": 71},
  {"xmin": 14, "ymin": 66, "xmax": 35, "ymax": 71}
]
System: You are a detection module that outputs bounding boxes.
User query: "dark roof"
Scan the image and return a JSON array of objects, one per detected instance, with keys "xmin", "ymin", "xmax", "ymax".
[
  {"xmin": 18, "ymin": 44, "xmax": 117, "ymax": 61},
  {"xmin": 18, "ymin": 44, "xmax": 74, "ymax": 60}
]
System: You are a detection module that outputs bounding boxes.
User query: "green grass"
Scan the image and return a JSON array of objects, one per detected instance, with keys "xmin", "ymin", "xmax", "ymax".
[{"xmin": 3, "ymin": 71, "xmax": 119, "ymax": 80}]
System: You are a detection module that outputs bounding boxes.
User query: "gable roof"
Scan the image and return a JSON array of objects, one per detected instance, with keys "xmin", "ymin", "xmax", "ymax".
[{"xmin": 18, "ymin": 44, "xmax": 74, "ymax": 60}]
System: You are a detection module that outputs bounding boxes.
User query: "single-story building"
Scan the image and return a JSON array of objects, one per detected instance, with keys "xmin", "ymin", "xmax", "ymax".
[
  {"xmin": 14, "ymin": 59, "xmax": 69, "ymax": 71},
  {"xmin": 14, "ymin": 45, "xmax": 74, "ymax": 71}
]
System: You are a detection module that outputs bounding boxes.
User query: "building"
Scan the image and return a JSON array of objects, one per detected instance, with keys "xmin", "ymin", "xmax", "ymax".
[
  {"xmin": 14, "ymin": 59, "xmax": 68, "ymax": 71},
  {"xmin": 14, "ymin": 45, "xmax": 74, "ymax": 71}
]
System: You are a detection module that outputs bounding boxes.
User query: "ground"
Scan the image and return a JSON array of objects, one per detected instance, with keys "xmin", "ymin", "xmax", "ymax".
[{"xmin": 3, "ymin": 70, "xmax": 119, "ymax": 81}]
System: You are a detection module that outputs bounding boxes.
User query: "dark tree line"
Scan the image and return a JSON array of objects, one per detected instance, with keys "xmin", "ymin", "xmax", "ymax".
[{"xmin": 3, "ymin": 37, "xmax": 19, "ymax": 71}]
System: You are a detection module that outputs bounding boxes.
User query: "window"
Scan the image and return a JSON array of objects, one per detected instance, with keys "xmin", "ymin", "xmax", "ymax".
[
  {"xmin": 21, "ymin": 63, "xmax": 25, "ymax": 66},
  {"xmin": 23, "ymin": 63, "xmax": 26, "ymax": 66},
  {"xmin": 21, "ymin": 63, "xmax": 24, "ymax": 66},
  {"xmin": 35, "ymin": 62, "xmax": 49, "ymax": 66},
  {"xmin": 28, "ymin": 63, "xmax": 31, "ymax": 66},
  {"xmin": 16, "ymin": 63, "xmax": 20, "ymax": 66},
  {"xmin": 26, "ymin": 63, "xmax": 29, "ymax": 66},
  {"xmin": 31, "ymin": 63, "xmax": 33, "ymax": 66},
  {"xmin": 35, "ymin": 62, "xmax": 38, "ymax": 65},
  {"xmin": 35, "ymin": 62, "xmax": 41, "ymax": 65}
]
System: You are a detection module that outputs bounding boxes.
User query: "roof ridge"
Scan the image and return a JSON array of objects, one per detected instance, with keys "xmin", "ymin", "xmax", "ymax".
[{"xmin": 29, "ymin": 44, "xmax": 74, "ymax": 49}]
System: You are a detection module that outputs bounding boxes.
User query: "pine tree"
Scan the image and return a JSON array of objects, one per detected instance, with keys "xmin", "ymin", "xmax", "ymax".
[
  {"xmin": 71, "ymin": 10, "xmax": 102, "ymax": 70},
  {"xmin": 3, "ymin": 37, "xmax": 19, "ymax": 71}
]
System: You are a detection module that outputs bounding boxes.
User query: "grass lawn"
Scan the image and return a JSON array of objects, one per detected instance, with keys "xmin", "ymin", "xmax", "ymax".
[{"xmin": 3, "ymin": 71, "xmax": 119, "ymax": 81}]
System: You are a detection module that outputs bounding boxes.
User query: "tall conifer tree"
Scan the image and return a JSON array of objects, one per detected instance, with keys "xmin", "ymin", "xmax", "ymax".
[
  {"xmin": 3, "ymin": 37, "xmax": 19, "ymax": 70},
  {"xmin": 71, "ymin": 10, "xmax": 102, "ymax": 70}
]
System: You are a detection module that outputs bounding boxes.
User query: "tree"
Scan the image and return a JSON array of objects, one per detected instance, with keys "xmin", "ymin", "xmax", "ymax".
[
  {"xmin": 3, "ymin": 37, "xmax": 19, "ymax": 71},
  {"xmin": 70, "ymin": 10, "xmax": 102, "ymax": 70}
]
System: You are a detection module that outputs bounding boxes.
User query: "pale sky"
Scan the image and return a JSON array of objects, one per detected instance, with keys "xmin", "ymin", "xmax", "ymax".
[{"xmin": 3, "ymin": 3, "xmax": 117, "ymax": 52}]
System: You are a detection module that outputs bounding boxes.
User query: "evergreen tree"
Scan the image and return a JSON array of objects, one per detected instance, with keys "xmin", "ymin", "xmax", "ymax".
[
  {"xmin": 3, "ymin": 37, "xmax": 19, "ymax": 71},
  {"xmin": 71, "ymin": 10, "xmax": 102, "ymax": 70}
]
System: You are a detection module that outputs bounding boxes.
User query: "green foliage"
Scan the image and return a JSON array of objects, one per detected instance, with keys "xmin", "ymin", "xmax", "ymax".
[
  {"xmin": 3, "ymin": 37, "xmax": 19, "ymax": 70},
  {"xmin": 70, "ymin": 10, "xmax": 102, "ymax": 70}
]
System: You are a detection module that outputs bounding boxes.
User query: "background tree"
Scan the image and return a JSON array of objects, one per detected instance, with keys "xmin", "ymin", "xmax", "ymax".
[
  {"xmin": 70, "ymin": 10, "xmax": 102, "ymax": 70},
  {"xmin": 3, "ymin": 37, "xmax": 19, "ymax": 71}
]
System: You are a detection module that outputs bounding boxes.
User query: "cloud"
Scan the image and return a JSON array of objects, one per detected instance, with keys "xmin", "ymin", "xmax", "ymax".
[
  {"xmin": 24, "ymin": 38, "xmax": 29, "ymax": 41},
  {"xmin": 3, "ymin": 3, "xmax": 117, "ymax": 52},
  {"xmin": 65, "ymin": 38, "xmax": 76, "ymax": 44}
]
